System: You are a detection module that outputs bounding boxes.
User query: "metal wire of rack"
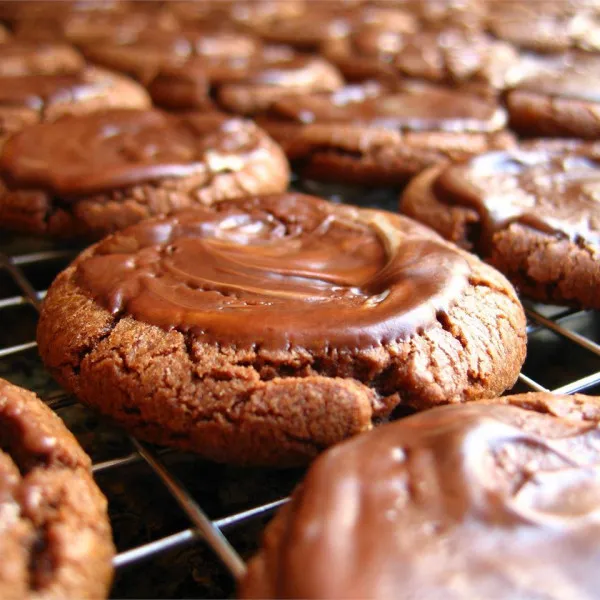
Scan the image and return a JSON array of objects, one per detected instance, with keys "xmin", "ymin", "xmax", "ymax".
[{"xmin": 1, "ymin": 241, "xmax": 600, "ymax": 597}]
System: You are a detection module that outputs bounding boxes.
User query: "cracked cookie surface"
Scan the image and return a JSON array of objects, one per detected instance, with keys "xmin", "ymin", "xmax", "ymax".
[
  {"xmin": 38, "ymin": 193, "xmax": 526, "ymax": 466},
  {"xmin": 240, "ymin": 393, "xmax": 600, "ymax": 598},
  {"xmin": 0, "ymin": 378, "xmax": 114, "ymax": 600}
]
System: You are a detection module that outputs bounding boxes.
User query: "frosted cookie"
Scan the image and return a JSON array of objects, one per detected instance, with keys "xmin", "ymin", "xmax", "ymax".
[
  {"xmin": 240, "ymin": 393, "xmax": 600, "ymax": 598},
  {"xmin": 259, "ymin": 84, "xmax": 514, "ymax": 186},
  {"xmin": 0, "ymin": 109, "xmax": 288, "ymax": 238},
  {"xmin": 401, "ymin": 143, "xmax": 600, "ymax": 307},
  {"xmin": 38, "ymin": 193, "xmax": 526, "ymax": 466}
]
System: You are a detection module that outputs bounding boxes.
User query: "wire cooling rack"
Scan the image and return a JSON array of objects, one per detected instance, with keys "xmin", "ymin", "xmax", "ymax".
[{"xmin": 1, "ymin": 232, "xmax": 600, "ymax": 598}]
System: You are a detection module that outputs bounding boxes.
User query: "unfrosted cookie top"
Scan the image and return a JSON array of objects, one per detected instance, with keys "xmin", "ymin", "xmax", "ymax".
[
  {"xmin": 240, "ymin": 395, "xmax": 600, "ymax": 599},
  {"xmin": 72, "ymin": 194, "xmax": 471, "ymax": 351}
]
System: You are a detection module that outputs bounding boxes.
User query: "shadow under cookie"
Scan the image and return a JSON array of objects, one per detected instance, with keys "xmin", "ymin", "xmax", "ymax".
[{"xmin": 37, "ymin": 193, "xmax": 526, "ymax": 466}]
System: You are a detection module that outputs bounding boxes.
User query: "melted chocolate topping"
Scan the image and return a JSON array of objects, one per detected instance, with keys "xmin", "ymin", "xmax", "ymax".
[
  {"xmin": 74, "ymin": 195, "xmax": 471, "ymax": 351},
  {"xmin": 433, "ymin": 149, "xmax": 600, "ymax": 249},
  {"xmin": 0, "ymin": 41, "xmax": 84, "ymax": 77},
  {"xmin": 0, "ymin": 73, "xmax": 107, "ymax": 110},
  {"xmin": 515, "ymin": 54, "xmax": 600, "ymax": 103},
  {"xmin": 0, "ymin": 109, "xmax": 262, "ymax": 196},
  {"xmin": 243, "ymin": 402, "xmax": 600, "ymax": 598},
  {"xmin": 272, "ymin": 87, "xmax": 506, "ymax": 132}
]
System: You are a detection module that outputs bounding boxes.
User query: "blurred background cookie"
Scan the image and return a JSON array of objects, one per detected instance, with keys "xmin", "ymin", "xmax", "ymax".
[
  {"xmin": 400, "ymin": 141, "xmax": 600, "ymax": 307},
  {"xmin": 0, "ymin": 109, "xmax": 289, "ymax": 238}
]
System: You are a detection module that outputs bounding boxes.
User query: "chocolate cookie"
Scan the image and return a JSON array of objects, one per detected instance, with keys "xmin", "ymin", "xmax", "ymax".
[
  {"xmin": 488, "ymin": 0, "xmax": 600, "ymax": 53},
  {"xmin": 0, "ymin": 377, "xmax": 114, "ymax": 599},
  {"xmin": 507, "ymin": 52, "xmax": 600, "ymax": 139},
  {"xmin": 260, "ymin": 83, "xmax": 514, "ymax": 186},
  {"xmin": 240, "ymin": 393, "xmax": 600, "ymax": 599},
  {"xmin": 10, "ymin": 4, "xmax": 179, "ymax": 45},
  {"xmin": 394, "ymin": 28, "xmax": 521, "ymax": 93},
  {"xmin": 83, "ymin": 31, "xmax": 343, "ymax": 113},
  {"xmin": 0, "ymin": 40, "xmax": 84, "ymax": 77},
  {"xmin": 0, "ymin": 109, "xmax": 289, "ymax": 239},
  {"xmin": 37, "ymin": 193, "xmax": 526, "ymax": 466},
  {"xmin": 0, "ymin": 67, "xmax": 151, "ymax": 144},
  {"xmin": 400, "ymin": 143, "xmax": 600, "ymax": 307}
]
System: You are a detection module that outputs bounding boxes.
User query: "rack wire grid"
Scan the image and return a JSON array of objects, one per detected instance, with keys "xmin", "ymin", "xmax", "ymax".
[{"xmin": 1, "ymin": 226, "xmax": 600, "ymax": 598}]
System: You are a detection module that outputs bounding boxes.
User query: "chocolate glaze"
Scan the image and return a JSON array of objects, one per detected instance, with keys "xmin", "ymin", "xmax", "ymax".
[
  {"xmin": 433, "ymin": 149, "xmax": 600, "ymax": 250},
  {"xmin": 0, "ymin": 109, "xmax": 262, "ymax": 196},
  {"xmin": 242, "ymin": 402, "xmax": 600, "ymax": 598},
  {"xmin": 515, "ymin": 53, "xmax": 600, "ymax": 103},
  {"xmin": 0, "ymin": 73, "xmax": 107, "ymax": 110},
  {"xmin": 0, "ymin": 41, "xmax": 84, "ymax": 77},
  {"xmin": 271, "ymin": 87, "xmax": 506, "ymax": 132},
  {"xmin": 74, "ymin": 194, "xmax": 471, "ymax": 351}
]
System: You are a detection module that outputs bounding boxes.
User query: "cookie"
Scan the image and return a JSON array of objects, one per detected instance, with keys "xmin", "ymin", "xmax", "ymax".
[
  {"xmin": 12, "ymin": 5, "xmax": 179, "ymax": 45},
  {"xmin": 400, "ymin": 143, "xmax": 600, "ymax": 307},
  {"xmin": 0, "ymin": 109, "xmax": 289, "ymax": 239},
  {"xmin": 0, "ymin": 40, "xmax": 84, "ymax": 77},
  {"xmin": 37, "ymin": 193, "xmax": 526, "ymax": 466},
  {"xmin": 167, "ymin": 0, "xmax": 307, "ymax": 30},
  {"xmin": 0, "ymin": 377, "xmax": 114, "ymax": 600},
  {"xmin": 240, "ymin": 393, "xmax": 600, "ymax": 599},
  {"xmin": 259, "ymin": 83, "xmax": 514, "ymax": 186},
  {"xmin": 507, "ymin": 52, "xmax": 600, "ymax": 139},
  {"xmin": 488, "ymin": 0, "xmax": 600, "ymax": 53},
  {"xmin": 83, "ymin": 31, "xmax": 343, "ymax": 112},
  {"xmin": 0, "ymin": 67, "xmax": 151, "ymax": 144},
  {"xmin": 394, "ymin": 28, "xmax": 521, "ymax": 93}
]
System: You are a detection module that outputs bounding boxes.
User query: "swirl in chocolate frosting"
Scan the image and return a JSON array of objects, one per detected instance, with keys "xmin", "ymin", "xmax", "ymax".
[
  {"xmin": 433, "ymin": 149, "xmax": 600, "ymax": 250},
  {"xmin": 74, "ymin": 194, "xmax": 471, "ymax": 351},
  {"xmin": 0, "ymin": 109, "xmax": 264, "ymax": 196}
]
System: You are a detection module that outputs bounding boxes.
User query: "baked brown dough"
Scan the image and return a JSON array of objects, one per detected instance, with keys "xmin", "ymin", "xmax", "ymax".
[
  {"xmin": 0, "ymin": 109, "xmax": 289, "ymax": 239},
  {"xmin": 240, "ymin": 393, "xmax": 600, "ymax": 599},
  {"xmin": 0, "ymin": 378, "xmax": 114, "ymax": 600},
  {"xmin": 37, "ymin": 193, "xmax": 526, "ymax": 466}
]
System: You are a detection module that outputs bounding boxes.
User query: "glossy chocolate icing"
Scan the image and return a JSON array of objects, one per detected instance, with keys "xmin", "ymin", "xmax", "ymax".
[
  {"xmin": 515, "ymin": 53, "xmax": 600, "ymax": 103},
  {"xmin": 0, "ymin": 109, "xmax": 262, "ymax": 196},
  {"xmin": 271, "ymin": 87, "xmax": 506, "ymax": 132},
  {"xmin": 74, "ymin": 194, "xmax": 471, "ymax": 351},
  {"xmin": 0, "ymin": 73, "xmax": 107, "ymax": 110},
  {"xmin": 433, "ymin": 149, "xmax": 600, "ymax": 249},
  {"xmin": 0, "ymin": 41, "xmax": 84, "ymax": 76},
  {"xmin": 242, "ymin": 402, "xmax": 600, "ymax": 598}
]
